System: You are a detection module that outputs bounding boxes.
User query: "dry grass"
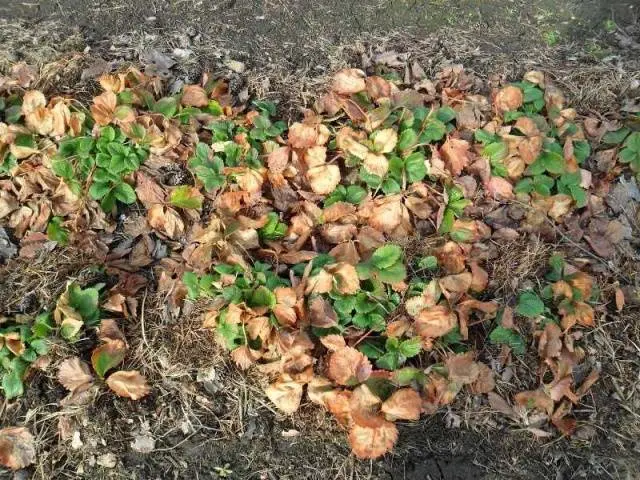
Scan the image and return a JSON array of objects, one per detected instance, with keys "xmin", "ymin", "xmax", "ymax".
[{"xmin": 0, "ymin": 247, "xmax": 99, "ymax": 314}]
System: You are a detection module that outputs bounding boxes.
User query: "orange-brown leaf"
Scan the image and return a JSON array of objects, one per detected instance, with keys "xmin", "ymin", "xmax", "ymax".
[
  {"xmin": 348, "ymin": 420, "xmax": 398, "ymax": 459},
  {"xmin": 327, "ymin": 347, "xmax": 372, "ymax": 386},
  {"xmin": 0, "ymin": 427, "xmax": 36, "ymax": 470},
  {"xmin": 57, "ymin": 357, "xmax": 94, "ymax": 393},
  {"xmin": 440, "ymin": 137, "xmax": 470, "ymax": 176},
  {"xmin": 181, "ymin": 85, "xmax": 208, "ymax": 107},
  {"xmin": 381, "ymin": 388, "xmax": 422, "ymax": 421},
  {"xmin": 265, "ymin": 380, "xmax": 303, "ymax": 414},
  {"xmin": 106, "ymin": 370, "xmax": 151, "ymax": 400}
]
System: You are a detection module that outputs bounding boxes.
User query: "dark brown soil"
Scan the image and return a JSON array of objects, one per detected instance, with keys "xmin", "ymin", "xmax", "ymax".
[{"xmin": 1, "ymin": 1, "xmax": 639, "ymax": 479}]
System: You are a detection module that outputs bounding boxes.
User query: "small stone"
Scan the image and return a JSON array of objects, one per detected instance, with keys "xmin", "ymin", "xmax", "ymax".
[
  {"xmin": 131, "ymin": 434, "xmax": 155, "ymax": 454},
  {"xmin": 96, "ymin": 453, "xmax": 117, "ymax": 468},
  {"xmin": 71, "ymin": 431, "xmax": 83, "ymax": 450},
  {"xmin": 225, "ymin": 60, "xmax": 246, "ymax": 74}
]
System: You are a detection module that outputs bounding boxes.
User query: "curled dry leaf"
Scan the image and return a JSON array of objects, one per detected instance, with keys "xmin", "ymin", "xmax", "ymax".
[
  {"xmin": 381, "ymin": 388, "xmax": 422, "ymax": 421},
  {"xmin": 147, "ymin": 204, "xmax": 185, "ymax": 239},
  {"xmin": 348, "ymin": 420, "xmax": 398, "ymax": 459},
  {"xmin": 57, "ymin": 357, "xmax": 94, "ymax": 393},
  {"xmin": 309, "ymin": 296, "xmax": 338, "ymax": 328},
  {"xmin": 265, "ymin": 380, "xmax": 303, "ymax": 414},
  {"xmin": 106, "ymin": 370, "xmax": 151, "ymax": 400},
  {"xmin": 0, "ymin": 427, "xmax": 36, "ymax": 470},
  {"xmin": 441, "ymin": 137, "xmax": 471, "ymax": 176},
  {"xmin": 91, "ymin": 90, "xmax": 117, "ymax": 126},
  {"xmin": 327, "ymin": 347, "xmax": 372, "ymax": 386},
  {"xmin": 320, "ymin": 334, "xmax": 347, "ymax": 352}
]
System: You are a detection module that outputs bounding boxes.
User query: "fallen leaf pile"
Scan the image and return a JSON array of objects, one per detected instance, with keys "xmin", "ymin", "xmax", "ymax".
[{"xmin": 0, "ymin": 63, "xmax": 636, "ymax": 464}]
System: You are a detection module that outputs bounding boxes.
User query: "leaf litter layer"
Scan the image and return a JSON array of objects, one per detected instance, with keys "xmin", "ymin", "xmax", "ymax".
[{"xmin": 0, "ymin": 59, "xmax": 639, "ymax": 469}]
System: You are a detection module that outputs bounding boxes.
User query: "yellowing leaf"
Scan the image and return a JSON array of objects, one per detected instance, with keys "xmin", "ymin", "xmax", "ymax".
[
  {"xmin": 372, "ymin": 128, "xmax": 398, "ymax": 153},
  {"xmin": 91, "ymin": 339, "xmax": 127, "ymax": 378},
  {"xmin": 363, "ymin": 152, "xmax": 389, "ymax": 177},
  {"xmin": 106, "ymin": 370, "xmax": 151, "ymax": 400}
]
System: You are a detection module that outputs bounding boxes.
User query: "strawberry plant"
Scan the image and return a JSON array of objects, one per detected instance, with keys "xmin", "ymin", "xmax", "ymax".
[
  {"xmin": 0, "ymin": 313, "xmax": 52, "ymax": 399},
  {"xmin": 52, "ymin": 125, "xmax": 148, "ymax": 212},
  {"xmin": 356, "ymin": 244, "xmax": 407, "ymax": 284}
]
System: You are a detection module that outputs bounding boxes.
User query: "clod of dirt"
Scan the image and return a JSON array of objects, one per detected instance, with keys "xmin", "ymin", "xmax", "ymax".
[{"xmin": 0, "ymin": 226, "xmax": 17, "ymax": 261}]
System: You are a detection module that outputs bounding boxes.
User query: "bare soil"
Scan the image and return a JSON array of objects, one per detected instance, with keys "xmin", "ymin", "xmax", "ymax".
[{"xmin": 1, "ymin": 1, "xmax": 639, "ymax": 479}]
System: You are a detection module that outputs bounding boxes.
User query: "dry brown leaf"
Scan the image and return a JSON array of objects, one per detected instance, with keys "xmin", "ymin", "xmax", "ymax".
[
  {"xmin": 514, "ymin": 389, "xmax": 554, "ymax": 416},
  {"xmin": 147, "ymin": 204, "xmax": 184, "ymax": 239},
  {"xmin": 267, "ymin": 146, "xmax": 290, "ymax": 173},
  {"xmin": 495, "ymin": 86, "xmax": 523, "ymax": 113},
  {"xmin": 485, "ymin": 176, "xmax": 514, "ymax": 199},
  {"xmin": 469, "ymin": 363, "xmax": 495, "ymax": 394},
  {"xmin": 538, "ymin": 323, "xmax": 562, "ymax": 360},
  {"xmin": 309, "ymin": 296, "xmax": 338, "ymax": 328},
  {"xmin": 307, "ymin": 164, "xmax": 341, "ymax": 195},
  {"xmin": 327, "ymin": 347, "xmax": 372, "ymax": 386},
  {"xmin": 446, "ymin": 353, "xmax": 480, "ymax": 385},
  {"xmin": 381, "ymin": 388, "xmax": 422, "ymax": 421},
  {"xmin": 415, "ymin": 305, "xmax": 457, "ymax": 339},
  {"xmin": 441, "ymin": 137, "xmax": 471, "ymax": 176},
  {"xmin": 0, "ymin": 427, "xmax": 36, "ymax": 470},
  {"xmin": 106, "ymin": 370, "xmax": 151, "ymax": 400},
  {"xmin": 231, "ymin": 345, "xmax": 259, "ymax": 370},
  {"xmin": 181, "ymin": 85, "xmax": 208, "ymax": 107},
  {"xmin": 320, "ymin": 334, "xmax": 347, "ymax": 352},
  {"xmin": 265, "ymin": 380, "xmax": 303, "ymax": 414},
  {"xmin": 348, "ymin": 420, "xmax": 398, "ymax": 459},
  {"xmin": 90, "ymin": 91, "xmax": 117, "ymax": 126},
  {"xmin": 135, "ymin": 171, "xmax": 165, "ymax": 207},
  {"xmin": 327, "ymin": 262, "xmax": 359, "ymax": 295},
  {"xmin": 439, "ymin": 272, "xmax": 472, "ymax": 294},
  {"xmin": 332, "ymin": 69, "xmax": 366, "ymax": 95},
  {"xmin": 289, "ymin": 122, "xmax": 318, "ymax": 149},
  {"xmin": 57, "ymin": 357, "xmax": 94, "ymax": 393}
]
